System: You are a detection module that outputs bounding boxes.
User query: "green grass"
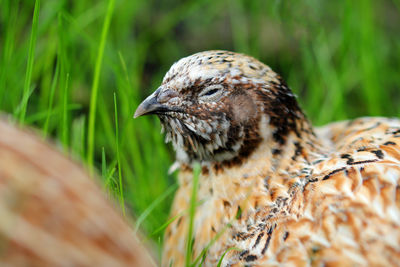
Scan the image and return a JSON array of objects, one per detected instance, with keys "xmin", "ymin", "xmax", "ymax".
[
  {"xmin": 17, "ymin": 0, "xmax": 40, "ymax": 124},
  {"xmin": 113, "ymin": 92, "xmax": 125, "ymax": 215},
  {"xmin": 1, "ymin": 0, "xmax": 399, "ymax": 262},
  {"xmin": 87, "ymin": 0, "xmax": 115, "ymax": 173}
]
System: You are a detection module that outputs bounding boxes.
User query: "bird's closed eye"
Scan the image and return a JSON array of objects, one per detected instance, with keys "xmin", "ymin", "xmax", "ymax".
[
  {"xmin": 203, "ymin": 88, "xmax": 219, "ymax": 96},
  {"xmin": 199, "ymin": 85, "xmax": 224, "ymax": 101}
]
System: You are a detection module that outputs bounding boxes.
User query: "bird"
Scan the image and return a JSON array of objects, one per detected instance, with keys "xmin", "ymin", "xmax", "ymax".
[
  {"xmin": 0, "ymin": 118, "xmax": 155, "ymax": 267},
  {"xmin": 134, "ymin": 50, "xmax": 400, "ymax": 266}
]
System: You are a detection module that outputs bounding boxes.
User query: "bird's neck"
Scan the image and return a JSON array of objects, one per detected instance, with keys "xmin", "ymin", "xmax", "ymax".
[{"xmin": 177, "ymin": 114, "xmax": 326, "ymax": 188}]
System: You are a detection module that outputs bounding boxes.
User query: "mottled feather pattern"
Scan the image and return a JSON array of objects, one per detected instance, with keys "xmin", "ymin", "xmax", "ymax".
[{"xmin": 135, "ymin": 51, "xmax": 400, "ymax": 266}]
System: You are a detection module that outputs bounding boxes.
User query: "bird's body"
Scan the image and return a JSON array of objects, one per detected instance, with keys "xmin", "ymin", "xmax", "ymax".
[
  {"xmin": 135, "ymin": 51, "xmax": 400, "ymax": 266},
  {"xmin": 164, "ymin": 117, "xmax": 400, "ymax": 266}
]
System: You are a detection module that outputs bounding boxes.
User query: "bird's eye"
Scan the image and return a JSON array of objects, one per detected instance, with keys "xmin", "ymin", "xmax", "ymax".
[
  {"xmin": 203, "ymin": 88, "xmax": 219, "ymax": 96},
  {"xmin": 199, "ymin": 85, "xmax": 224, "ymax": 101}
]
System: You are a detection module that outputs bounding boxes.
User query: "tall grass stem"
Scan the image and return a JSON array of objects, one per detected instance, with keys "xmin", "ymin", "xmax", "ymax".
[
  {"xmin": 19, "ymin": 0, "xmax": 41, "ymax": 124},
  {"xmin": 87, "ymin": 0, "xmax": 116, "ymax": 173}
]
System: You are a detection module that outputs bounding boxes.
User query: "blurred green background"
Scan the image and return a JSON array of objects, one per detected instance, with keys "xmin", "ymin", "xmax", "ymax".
[{"xmin": 1, "ymin": 0, "xmax": 400, "ymax": 259}]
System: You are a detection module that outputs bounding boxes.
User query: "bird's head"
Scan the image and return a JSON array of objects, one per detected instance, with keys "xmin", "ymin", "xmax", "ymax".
[{"xmin": 135, "ymin": 50, "xmax": 305, "ymax": 165}]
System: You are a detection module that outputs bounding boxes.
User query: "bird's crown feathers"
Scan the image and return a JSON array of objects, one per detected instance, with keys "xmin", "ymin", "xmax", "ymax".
[{"xmin": 162, "ymin": 50, "xmax": 280, "ymax": 90}]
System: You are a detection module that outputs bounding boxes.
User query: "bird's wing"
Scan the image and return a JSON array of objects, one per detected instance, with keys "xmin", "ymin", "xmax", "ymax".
[{"xmin": 225, "ymin": 117, "xmax": 400, "ymax": 266}]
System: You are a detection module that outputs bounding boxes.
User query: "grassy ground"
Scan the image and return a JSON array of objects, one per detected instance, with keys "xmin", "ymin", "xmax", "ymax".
[{"xmin": 1, "ymin": 0, "xmax": 400, "ymax": 261}]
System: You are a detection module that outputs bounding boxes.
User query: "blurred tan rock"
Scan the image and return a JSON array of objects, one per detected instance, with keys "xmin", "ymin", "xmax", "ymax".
[{"xmin": 0, "ymin": 118, "xmax": 156, "ymax": 266}]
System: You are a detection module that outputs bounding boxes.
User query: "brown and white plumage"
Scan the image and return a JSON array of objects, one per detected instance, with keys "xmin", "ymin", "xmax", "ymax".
[
  {"xmin": 135, "ymin": 51, "xmax": 400, "ymax": 266},
  {"xmin": 0, "ymin": 118, "xmax": 155, "ymax": 266}
]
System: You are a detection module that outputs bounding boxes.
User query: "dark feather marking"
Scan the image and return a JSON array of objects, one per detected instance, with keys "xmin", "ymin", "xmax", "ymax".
[
  {"xmin": 283, "ymin": 231, "xmax": 289, "ymax": 241},
  {"xmin": 239, "ymin": 249, "xmax": 249, "ymax": 258},
  {"xmin": 233, "ymin": 232, "xmax": 246, "ymax": 240},
  {"xmin": 322, "ymin": 160, "xmax": 377, "ymax": 181},
  {"xmin": 201, "ymin": 166, "xmax": 209, "ymax": 175},
  {"xmin": 177, "ymin": 217, "xmax": 183, "ymax": 226},
  {"xmin": 249, "ymin": 64, "xmax": 257, "ymax": 70},
  {"xmin": 163, "ymin": 73, "xmax": 177, "ymax": 83},
  {"xmin": 264, "ymin": 177, "xmax": 270, "ymax": 190},
  {"xmin": 322, "ymin": 167, "xmax": 346, "ymax": 180},
  {"xmin": 244, "ymin": 255, "xmax": 258, "ymax": 262},
  {"xmin": 221, "ymin": 58, "xmax": 233, "ymax": 63},
  {"xmin": 223, "ymin": 200, "xmax": 231, "ymax": 208},
  {"xmin": 213, "ymin": 163, "xmax": 223, "ymax": 174},
  {"xmin": 291, "ymin": 142, "xmax": 303, "ymax": 160},
  {"xmin": 392, "ymin": 129, "xmax": 400, "ymax": 135},
  {"xmin": 272, "ymin": 149, "xmax": 281, "ymax": 155},
  {"xmin": 349, "ymin": 159, "xmax": 378, "ymax": 165},
  {"xmin": 363, "ymin": 122, "xmax": 381, "ymax": 131},
  {"xmin": 384, "ymin": 141, "xmax": 396, "ymax": 146},
  {"xmin": 371, "ymin": 150, "xmax": 384, "ymax": 159},
  {"xmin": 294, "ymin": 142, "xmax": 302, "ymax": 156},
  {"xmin": 255, "ymin": 77, "xmax": 308, "ymax": 147},
  {"xmin": 261, "ymin": 229, "xmax": 273, "ymax": 254},
  {"xmin": 312, "ymin": 159, "xmax": 324, "ymax": 165}
]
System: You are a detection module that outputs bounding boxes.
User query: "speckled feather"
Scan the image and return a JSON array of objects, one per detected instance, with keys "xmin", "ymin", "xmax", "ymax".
[{"xmin": 136, "ymin": 51, "xmax": 400, "ymax": 266}]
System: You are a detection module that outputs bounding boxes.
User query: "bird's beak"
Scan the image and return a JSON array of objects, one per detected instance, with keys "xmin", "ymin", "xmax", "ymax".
[
  {"xmin": 134, "ymin": 87, "xmax": 176, "ymax": 118},
  {"xmin": 134, "ymin": 91, "xmax": 162, "ymax": 118}
]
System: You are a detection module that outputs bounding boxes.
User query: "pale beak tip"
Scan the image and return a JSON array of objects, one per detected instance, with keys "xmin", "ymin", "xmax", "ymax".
[
  {"xmin": 133, "ymin": 94, "xmax": 159, "ymax": 118},
  {"xmin": 133, "ymin": 106, "xmax": 145, "ymax": 118},
  {"xmin": 134, "ymin": 87, "xmax": 166, "ymax": 118}
]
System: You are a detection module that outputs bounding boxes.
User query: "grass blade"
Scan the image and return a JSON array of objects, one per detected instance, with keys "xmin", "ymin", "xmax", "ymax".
[
  {"xmin": 70, "ymin": 115, "xmax": 86, "ymax": 160},
  {"xmin": 191, "ymin": 222, "xmax": 231, "ymax": 266},
  {"xmin": 87, "ymin": 0, "xmax": 116, "ymax": 172},
  {"xmin": 151, "ymin": 212, "xmax": 184, "ymax": 237},
  {"xmin": 101, "ymin": 147, "xmax": 107, "ymax": 181},
  {"xmin": 43, "ymin": 59, "xmax": 60, "ymax": 136},
  {"xmin": 135, "ymin": 183, "xmax": 178, "ymax": 233},
  {"xmin": 18, "ymin": 0, "xmax": 41, "ymax": 124},
  {"xmin": 216, "ymin": 247, "xmax": 241, "ymax": 267},
  {"xmin": 0, "ymin": 0, "xmax": 20, "ymax": 105},
  {"xmin": 27, "ymin": 104, "xmax": 81, "ymax": 124},
  {"xmin": 114, "ymin": 92, "xmax": 125, "ymax": 215},
  {"xmin": 62, "ymin": 72, "xmax": 70, "ymax": 147}
]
